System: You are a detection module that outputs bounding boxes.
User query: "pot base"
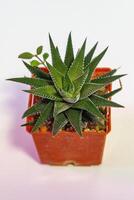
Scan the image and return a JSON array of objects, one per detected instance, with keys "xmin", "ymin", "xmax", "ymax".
[{"xmin": 32, "ymin": 131, "xmax": 106, "ymax": 166}]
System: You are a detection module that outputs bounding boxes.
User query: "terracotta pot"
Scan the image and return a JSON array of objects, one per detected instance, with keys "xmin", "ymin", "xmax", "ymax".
[{"xmin": 26, "ymin": 67, "xmax": 112, "ymax": 165}]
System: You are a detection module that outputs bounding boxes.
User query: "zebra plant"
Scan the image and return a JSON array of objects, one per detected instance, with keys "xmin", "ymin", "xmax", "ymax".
[{"xmin": 7, "ymin": 33, "xmax": 126, "ymax": 136}]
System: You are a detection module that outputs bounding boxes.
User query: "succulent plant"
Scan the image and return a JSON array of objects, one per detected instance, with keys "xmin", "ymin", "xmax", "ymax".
[{"xmin": 7, "ymin": 33, "xmax": 126, "ymax": 136}]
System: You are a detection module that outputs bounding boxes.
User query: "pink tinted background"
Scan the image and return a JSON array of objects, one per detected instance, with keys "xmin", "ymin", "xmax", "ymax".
[{"xmin": 0, "ymin": 0, "xmax": 134, "ymax": 199}]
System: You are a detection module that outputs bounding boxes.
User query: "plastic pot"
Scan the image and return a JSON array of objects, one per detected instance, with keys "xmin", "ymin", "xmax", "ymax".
[{"xmin": 26, "ymin": 67, "xmax": 111, "ymax": 165}]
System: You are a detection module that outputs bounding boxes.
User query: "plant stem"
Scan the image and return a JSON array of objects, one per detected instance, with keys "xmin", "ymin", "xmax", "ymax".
[{"xmin": 35, "ymin": 55, "xmax": 46, "ymax": 66}]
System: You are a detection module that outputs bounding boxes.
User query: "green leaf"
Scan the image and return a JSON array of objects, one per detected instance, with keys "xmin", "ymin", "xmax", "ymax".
[
  {"xmin": 68, "ymin": 39, "xmax": 87, "ymax": 81},
  {"xmin": 91, "ymin": 74, "xmax": 126, "ymax": 84},
  {"xmin": 46, "ymin": 61, "xmax": 63, "ymax": 92},
  {"xmin": 54, "ymin": 101, "xmax": 72, "ymax": 116},
  {"xmin": 36, "ymin": 46, "xmax": 43, "ymax": 55},
  {"xmin": 99, "ymin": 68, "xmax": 117, "ymax": 78},
  {"xmin": 82, "ymin": 111, "xmax": 105, "ymax": 128},
  {"xmin": 90, "ymin": 94, "xmax": 124, "ymax": 107},
  {"xmin": 23, "ymin": 85, "xmax": 62, "ymax": 101},
  {"xmin": 76, "ymin": 48, "xmax": 80, "ymax": 57},
  {"xmin": 23, "ymin": 61, "xmax": 51, "ymax": 80},
  {"xmin": 21, "ymin": 120, "xmax": 36, "ymax": 127},
  {"xmin": 55, "ymin": 46, "xmax": 60, "ymax": 56},
  {"xmin": 43, "ymin": 53, "xmax": 49, "ymax": 61},
  {"xmin": 32, "ymin": 101, "xmax": 53, "ymax": 132},
  {"xmin": 73, "ymin": 98, "xmax": 105, "ymax": 120},
  {"xmin": 18, "ymin": 52, "xmax": 33, "ymax": 59},
  {"xmin": 73, "ymin": 67, "xmax": 89, "ymax": 94},
  {"xmin": 52, "ymin": 113, "xmax": 68, "ymax": 135},
  {"xmin": 65, "ymin": 109, "xmax": 82, "ymax": 136},
  {"xmin": 102, "ymin": 87, "xmax": 122, "ymax": 98},
  {"xmin": 89, "ymin": 68, "xmax": 118, "ymax": 82},
  {"xmin": 61, "ymin": 91, "xmax": 80, "ymax": 104},
  {"xmin": 84, "ymin": 42, "xmax": 98, "ymax": 66},
  {"xmin": 80, "ymin": 83, "xmax": 104, "ymax": 99},
  {"xmin": 62, "ymin": 73, "xmax": 74, "ymax": 93},
  {"xmin": 22, "ymin": 102, "xmax": 45, "ymax": 118},
  {"xmin": 31, "ymin": 60, "xmax": 40, "ymax": 67},
  {"xmin": 64, "ymin": 32, "xmax": 74, "ymax": 67},
  {"xmin": 49, "ymin": 34, "xmax": 67, "ymax": 75},
  {"xmin": 87, "ymin": 47, "xmax": 108, "ymax": 80},
  {"xmin": 7, "ymin": 77, "xmax": 52, "ymax": 87}
]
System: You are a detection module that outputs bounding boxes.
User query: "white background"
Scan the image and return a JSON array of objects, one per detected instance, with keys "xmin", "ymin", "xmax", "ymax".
[{"xmin": 0, "ymin": 0, "xmax": 134, "ymax": 199}]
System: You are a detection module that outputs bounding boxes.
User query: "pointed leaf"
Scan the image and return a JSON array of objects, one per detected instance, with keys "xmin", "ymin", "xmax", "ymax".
[
  {"xmin": 68, "ymin": 39, "xmax": 86, "ymax": 81},
  {"xmin": 88, "ymin": 68, "xmax": 117, "ymax": 81},
  {"xmin": 55, "ymin": 46, "xmax": 60, "ymax": 56},
  {"xmin": 102, "ymin": 87, "xmax": 122, "ymax": 98},
  {"xmin": 84, "ymin": 42, "xmax": 98, "ymax": 66},
  {"xmin": 23, "ymin": 61, "xmax": 51, "ymax": 80},
  {"xmin": 62, "ymin": 73, "xmax": 74, "ymax": 93},
  {"xmin": 62, "ymin": 92, "xmax": 80, "ymax": 104},
  {"xmin": 76, "ymin": 48, "xmax": 80, "ymax": 57},
  {"xmin": 52, "ymin": 113, "xmax": 68, "ymax": 135},
  {"xmin": 23, "ymin": 85, "xmax": 62, "ymax": 101},
  {"xmin": 80, "ymin": 83, "xmax": 104, "ymax": 99},
  {"xmin": 73, "ymin": 67, "xmax": 89, "ymax": 94},
  {"xmin": 18, "ymin": 52, "xmax": 33, "ymax": 59},
  {"xmin": 99, "ymin": 68, "xmax": 117, "ymax": 78},
  {"xmin": 49, "ymin": 34, "xmax": 67, "ymax": 74},
  {"xmin": 32, "ymin": 101, "xmax": 53, "ymax": 132},
  {"xmin": 7, "ymin": 77, "xmax": 52, "ymax": 87},
  {"xmin": 82, "ymin": 111, "xmax": 105, "ymax": 127},
  {"xmin": 87, "ymin": 47, "xmax": 108, "ymax": 80},
  {"xmin": 21, "ymin": 120, "xmax": 36, "ymax": 127},
  {"xmin": 36, "ymin": 46, "xmax": 43, "ymax": 55},
  {"xmin": 92, "ymin": 116, "xmax": 105, "ymax": 128},
  {"xmin": 90, "ymin": 94, "xmax": 124, "ymax": 107},
  {"xmin": 46, "ymin": 61, "xmax": 63, "ymax": 93},
  {"xmin": 65, "ymin": 109, "xmax": 82, "ymax": 136},
  {"xmin": 73, "ymin": 98, "xmax": 105, "ymax": 120},
  {"xmin": 64, "ymin": 32, "xmax": 74, "ymax": 67},
  {"xmin": 22, "ymin": 102, "xmax": 45, "ymax": 118},
  {"xmin": 91, "ymin": 74, "xmax": 126, "ymax": 84},
  {"xmin": 54, "ymin": 101, "xmax": 72, "ymax": 116}
]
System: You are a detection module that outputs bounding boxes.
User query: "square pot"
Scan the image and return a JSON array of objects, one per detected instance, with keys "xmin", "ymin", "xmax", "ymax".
[{"xmin": 26, "ymin": 68, "xmax": 111, "ymax": 165}]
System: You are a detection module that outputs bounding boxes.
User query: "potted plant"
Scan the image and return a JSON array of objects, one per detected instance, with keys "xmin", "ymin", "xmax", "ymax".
[{"xmin": 7, "ymin": 33, "xmax": 126, "ymax": 165}]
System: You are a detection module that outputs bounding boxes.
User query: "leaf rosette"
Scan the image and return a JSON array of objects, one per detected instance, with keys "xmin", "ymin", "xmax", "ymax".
[{"xmin": 7, "ymin": 33, "xmax": 126, "ymax": 136}]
